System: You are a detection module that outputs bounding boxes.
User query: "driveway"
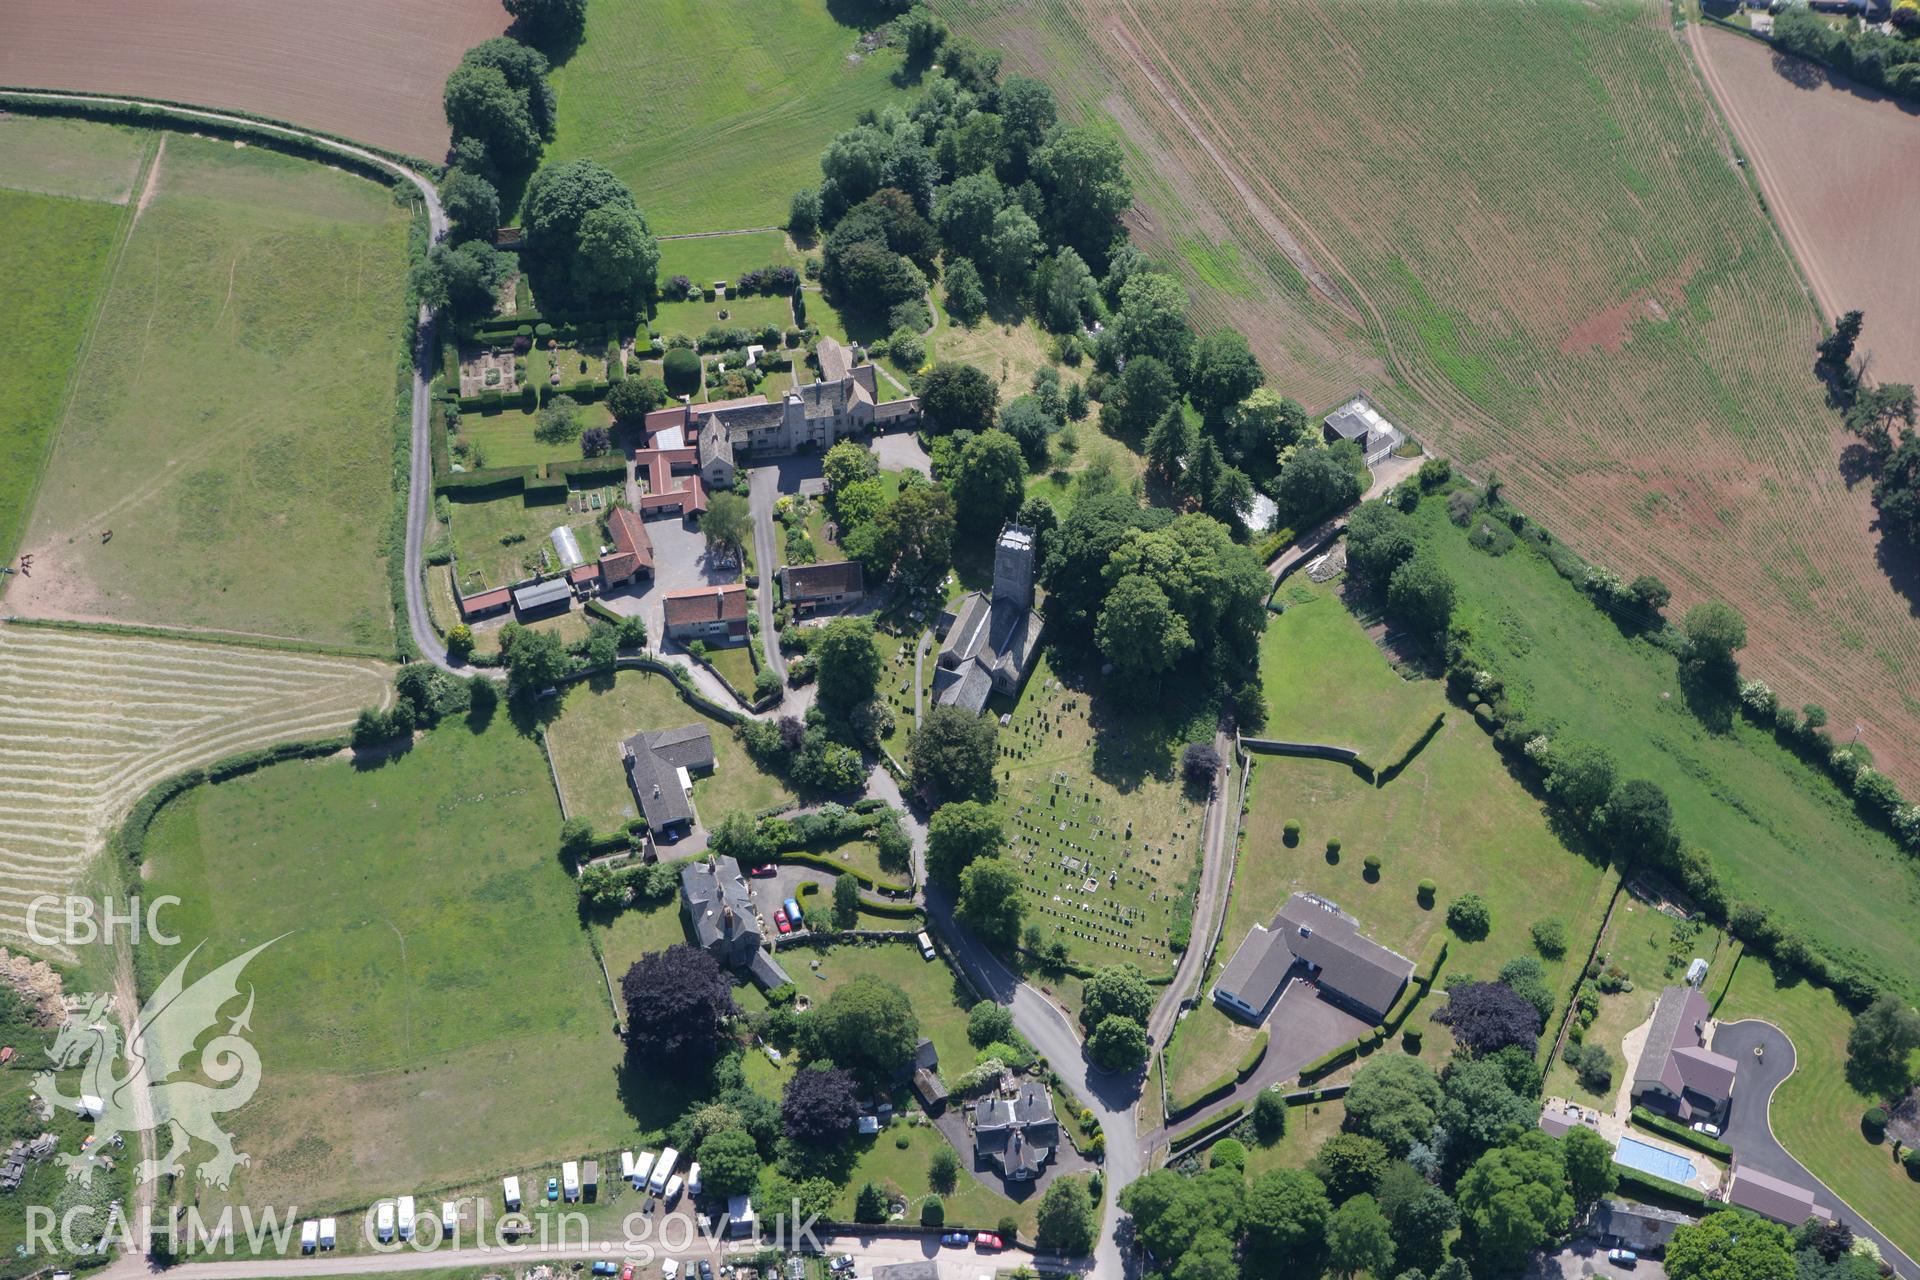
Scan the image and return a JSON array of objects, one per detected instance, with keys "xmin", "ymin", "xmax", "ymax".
[
  {"xmin": 747, "ymin": 455, "xmax": 824, "ymax": 678},
  {"xmin": 1530, "ymin": 1242, "xmax": 1668, "ymax": 1280},
  {"xmin": 871, "ymin": 426, "xmax": 933, "ymax": 476},
  {"xmin": 596, "ymin": 514, "xmax": 738, "ymax": 648},
  {"xmin": 1713, "ymin": 1019, "xmax": 1917, "ymax": 1280}
]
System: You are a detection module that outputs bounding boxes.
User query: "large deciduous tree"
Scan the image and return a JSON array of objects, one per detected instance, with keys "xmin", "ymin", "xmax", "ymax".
[
  {"xmin": 927, "ymin": 800, "xmax": 1004, "ymax": 889},
  {"xmin": 1080, "ymin": 963, "xmax": 1155, "ymax": 1030},
  {"xmin": 1344, "ymin": 1055, "xmax": 1443, "ymax": 1156},
  {"xmin": 1034, "ymin": 1178, "xmax": 1098, "ymax": 1254},
  {"xmin": 949, "ymin": 429, "xmax": 1027, "ymax": 536},
  {"xmin": 910, "ymin": 704, "xmax": 998, "ymax": 804},
  {"xmin": 916, "ymin": 362, "xmax": 998, "ymax": 433},
  {"xmin": 780, "ymin": 1065, "xmax": 860, "ymax": 1146},
  {"xmin": 1435, "ymin": 982, "xmax": 1543, "ymax": 1058},
  {"xmin": 1455, "ymin": 1131, "xmax": 1573, "ymax": 1274},
  {"xmin": 957, "ymin": 857, "xmax": 1024, "ymax": 947},
  {"xmin": 811, "ymin": 616, "xmax": 882, "ymax": 714},
  {"xmin": 1241, "ymin": 1168, "xmax": 1332, "ymax": 1279},
  {"xmin": 802, "ymin": 974, "xmax": 919, "ymax": 1076},
  {"xmin": 621, "ymin": 945, "xmax": 738, "ymax": 1070},
  {"xmin": 1327, "ymin": 1194, "xmax": 1396, "ymax": 1280},
  {"xmin": 1666, "ymin": 1211, "xmax": 1795, "ymax": 1280}
]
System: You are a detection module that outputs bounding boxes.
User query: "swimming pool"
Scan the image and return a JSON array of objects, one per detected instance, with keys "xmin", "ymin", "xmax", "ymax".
[{"xmin": 1613, "ymin": 1136, "xmax": 1698, "ymax": 1184}]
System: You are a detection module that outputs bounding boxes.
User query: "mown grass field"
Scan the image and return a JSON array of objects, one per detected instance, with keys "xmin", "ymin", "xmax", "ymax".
[
  {"xmin": 652, "ymin": 293, "xmax": 795, "ymax": 343},
  {"xmin": 657, "ymin": 231, "xmax": 803, "ymax": 288},
  {"xmin": 1716, "ymin": 956, "xmax": 1920, "ymax": 1266},
  {"xmin": 11, "ymin": 134, "xmax": 411, "ymax": 650},
  {"xmin": 0, "ymin": 115, "xmax": 149, "ymax": 203},
  {"xmin": 1233, "ymin": 577, "xmax": 1614, "ymax": 1052},
  {"xmin": 0, "ymin": 624, "xmax": 390, "ymax": 961},
  {"xmin": 0, "ymin": 189, "xmax": 127, "ymax": 573},
  {"xmin": 139, "ymin": 715, "xmax": 636, "ymax": 1210},
  {"xmin": 1164, "ymin": 999, "xmax": 1264, "ymax": 1107},
  {"xmin": 1407, "ymin": 495, "xmax": 1920, "ymax": 1002},
  {"xmin": 543, "ymin": 668, "xmax": 793, "ymax": 832},
  {"xmin": 998, "ymin": 657, "xmax": 1211, "ymax": 977},
  {"xmin": 943, "ymin": 0, "xmax": 1920, "ymax": 788},
  {"xmin": 546, "ymin": 0, "xmax": 911, "ymax": 235}
]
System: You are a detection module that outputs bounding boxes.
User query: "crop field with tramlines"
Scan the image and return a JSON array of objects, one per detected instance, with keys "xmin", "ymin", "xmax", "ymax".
[
  {"xmin": 942, "ymin": 0, "xmax": 1920, "ymax": 785},
  {"xmin": 0, "ymin": 624, "xmax": 390, "ymax": 962}
]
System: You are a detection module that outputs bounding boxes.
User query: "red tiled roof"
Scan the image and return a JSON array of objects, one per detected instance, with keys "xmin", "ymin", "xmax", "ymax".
[
  {"xmin": 644, "ymin": 404, "xmax": 691, "ymax": 435},
  {"xmin": 607, "ymin": 506, "xmax": 654, "ymax": 569},
  {"xmin": 663, "ymin": 584, "xmax": 747, "ymax": 629},
  {"xmin": 566, "ymin": 562, "xmax": 599, "ymax": 585},
  {"xmin": 459, "ymin": 586, "xmax": 512, "ymax": 615},
  {"xmin": 599, "ymin": 551, "xmax": 640, "ymax": 584}
]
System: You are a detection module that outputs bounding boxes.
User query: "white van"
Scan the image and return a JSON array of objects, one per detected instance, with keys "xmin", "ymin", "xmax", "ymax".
[
  {"xmin": 917, "ymin": 931, "xmax": 936, "ymax": 960},
  {"xmin": 318, "ymin": 1218, "xmax": 337, "ymax": 1250},
  {"xmin": 440, "ymin": 1202, "xmax": 457, "ymax": 1239},
  {"xmin": 299, "ymin": 1221, "xmax": 318, "ymax": 1255},
  {"xmin": 619, "ymin": 1151, "xmax": 635, "ymax": 1182},
  {"xmin": 396, "ymin": 1196, "xmax": 415, "ymax": 1240},
  {"xmin": 649, "ymin": 1147, "xmax": 678, "ymax": 1196},
  {"xmin": 663, "ymin": 1174, "xmax": 684, "ymax": 1204},
  {"xmin": 632, "ymin": 1150, "xmax": 655, "ymax": 1189},
  {"xmin": 686, "ymin": 1162, "xmax": 703, "ymax": 1198}
]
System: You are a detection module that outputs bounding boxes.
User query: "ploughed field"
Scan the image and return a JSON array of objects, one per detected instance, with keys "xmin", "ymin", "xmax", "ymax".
[
  {"xmin": 0, "ymin": 0, "xmax": 507, "ymax": 159},
  {"xmin": 943, "ymin": 0, "xmax": 1920, "ymax": 785}
]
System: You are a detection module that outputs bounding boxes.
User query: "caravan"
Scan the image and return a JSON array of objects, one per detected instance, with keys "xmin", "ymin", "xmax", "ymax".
[
  {"xmin": 620, "ymin": 1151, "xmax": 635, "ymax": 1183},
  {"xmin": 318, "ymin": 1218, "xmax": 337, "ymax": 1251},
  {"xmin": 396, "ymin": 1196, "xmax": 415, "ymax": 1241},
  {"xmin": 503, "ymin": 1177, "xmax": 522, "ymax": 1211},
  {"xmin": 299, "ymin": 1221, "xmax": 318, "ymax": 1255},
  {"xmin": 562, "ymin": 1161, "xmax": 581, "ymax": 1203},
  {"xmin": 648, "ymin": 1147, "xmax": 678, "ymax": 1196},
  {"xmin": 440, "ymin": 1203, "xmax": 458, "ymax": 1239},
  {"xmin": 375, "ymin": 1202, "xmax": 395, "ymax": 1243}
]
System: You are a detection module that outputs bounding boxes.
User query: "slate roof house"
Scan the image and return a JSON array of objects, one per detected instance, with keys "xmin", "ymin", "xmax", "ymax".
[
  {"xmin": 646, "ymin": 338, "xmax": 920, "ymax": 487},
  {"xmin": 623, "ymin": 723, "xmax": 715, "ymax": 839},
  {"xmin": 1589, "ymin": 1200, "xmax": 1696, "ymax": 1255},
  {"xmin": 1213, "ymin": 893, "xmax": 1414, "ymax": 1023},
  {"xmin": 679, "ymin": 852, "xmax": 790, "ymax": 990},
  {"xmin": 934, "ymin": 524, "xmax": 1044, "ymax": 714},
  {"xmin": 776, "ymin": 560, "xmax": 865, "ymax": 614},
  {"xmin": 1631, "ymin": 985, "xmax": 1737, "ymax": 1122},
  {"xmin": 1727, "ymin": 1168, "xmax": 1833, "ymax": 1226},
  {"xmin": 1322, "ymin": 394, "xmax": 1404, "ymax": 467},
  {"xmin": 973, "ymin": 1080, "xmax": 1057, "ymax": 1182},
  {"xmin": 663, "ymin": 584, "xmax": 749, "ymax": 645}
]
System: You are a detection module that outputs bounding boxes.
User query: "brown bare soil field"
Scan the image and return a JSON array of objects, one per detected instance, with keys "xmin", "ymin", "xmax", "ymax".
[
  {"xmin": 1692, "ymin": 24, "xmax": 1920, "ymax": 387},
  {"xmin": 0, "ymin": 0, "xmax": 507, "ymax": 159},
  {"xmin": 942, "ymin": 0, "xmax": 1920, "ymax": 785}
]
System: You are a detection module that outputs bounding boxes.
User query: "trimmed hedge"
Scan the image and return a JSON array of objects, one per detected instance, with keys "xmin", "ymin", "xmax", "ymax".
[
  {"xmin": 767, "ymin": 850, "xmax": 910, "ymax": 896},
  {"xmin": 559, "ymin": 456, "xmax": 629, "ymax": 483},
  {"xmin": 113, "ymin": 736, "xmax": 349, "ymax": 862},
  {"xmin": 584, "ymin": 598, "xmax": 623, "ymax": 627},
  {"xmin": 1170, "ymin": 1102, "xmax": 1247, "ymax": 1152},
  {"xmin": 1630, "ymin": 1107, "xmax": 1733, "ymax": 1160},
  {"xmin": 854, "ymin": 895, "xmax": 922, "ymax": 919},
  {"xmin": 1168, "ymin": 1029, "xmax": 1271, "ymax": 1119},
  {"xmin": 1299, "ymin": 1038, "xmax": 1363, "ymax": 1084},
  {"xmin": 1613, "ymin": 1166, "xmax": 1708, "ymax": 1211}
]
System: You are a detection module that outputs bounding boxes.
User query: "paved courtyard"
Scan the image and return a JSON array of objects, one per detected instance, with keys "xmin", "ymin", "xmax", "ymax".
[{"xmin": 599, "ymin": 512, "xmax": 739, "ymax": 649}]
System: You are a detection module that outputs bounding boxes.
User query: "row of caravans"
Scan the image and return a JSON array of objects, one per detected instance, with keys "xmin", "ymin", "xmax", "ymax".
[{"xmin": 359, "ymin": 1195, "xmax": 466, "ymax": 1246}]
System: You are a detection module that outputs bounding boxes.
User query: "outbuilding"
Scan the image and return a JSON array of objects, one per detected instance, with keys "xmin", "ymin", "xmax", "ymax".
[{"xmin": 582, "ymin": 1159, "xmax": 599, "ymax": 1201}]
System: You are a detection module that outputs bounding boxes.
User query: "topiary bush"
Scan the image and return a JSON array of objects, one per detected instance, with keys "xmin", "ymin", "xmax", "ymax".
[
  {"xmin": 1284, "ymin": 819, "xmax": 1301, "ymax": 846},
  {"xmin": 662, "ymin": 346, "xmax": 701, "ymax": 396},
  {"xmin": 1905, "ymin": 1147, "xmax": 1920, "ymax": 1179},
  {"xmin": 1401, "ymin": 1028, "xmax": 1423, "ymax": 1054},
  {"xmin": 1363, "ymin": 853, "xmax": 1382, "ymax": 882},
  {"xmin": 1863, "ymin": 1107, "xmax": 1889, "ymax": 1142},
  {"xmin": 1417, "ymin": 879, "xmax": 1438, "ymax": 909},
  {"xmin": 1447, "ymin": 892, "xmax": 1491, "ymax": 940},
  {"xmin": 1325, "ymin": 837, "xmax": 1342, "ymax": 863},
  {"xmin": 1531, "ymin": 919, "xmax": 1568, "ymax": 959}
]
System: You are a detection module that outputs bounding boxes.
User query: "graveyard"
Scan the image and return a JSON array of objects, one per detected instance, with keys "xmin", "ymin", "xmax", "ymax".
[{"xmin": 994, "ymin": 662, "xmax": 1207, "ymax": 979}]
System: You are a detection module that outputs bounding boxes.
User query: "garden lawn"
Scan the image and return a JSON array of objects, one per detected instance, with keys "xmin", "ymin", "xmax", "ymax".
[
  {"xmin": 798, "ymin": 942, "xmax": 978, "ymax": 1079},
  {"xmin": 1165, "ymin": 1000, "xmax": 1264, "ymax": 1109},
  {"xmin": 594, "ymin": 897, "xmax": 693, "ymax": 987},
  {"xmin": 998, "ymin": 658, "xmax": 1213, "ymax": 978},
  {"xmin": 1542, "ymin": 901, "xmax": 1725, "ymax": 1108},
  {"xmin": 1260, "ymin": 579, "xmax": 1448, "ymax": 767},
  {"xmin": 0, "ymin": 188, "xmax": 125, "ymax": 571},
  {"xmin": 1241, "ymin": 1097, "xmax": 1347, "ymax": 1181},
  {"xmin": 13, "ymin": 134, "xmax": 412, "ymax": 650},
  {"xmin": 1716, "ymin": 956, "xmax": 1920, "ymax": 1266},
  {"xmin": 446, "ymin": 489, "xmax": 609, "ymax": 593},
  {"xmin": 652, "ymin": 294, "xmax": 795, "ymax": 343},
  {"xmin": 703, "ymin": 642, "xmax": 759, "ymax": 701},
  {"xmin": 137, "ymin": 715, "xmax": 637, "ymax": 1211},
  {"xmin": 1409, "ymin": 495, "xmax": 1920, "ymax": 1001},
  {"xmin": 543, "ymin": 667, "xmax": 792, "ymax": 831},
  {"xmin": 460, "ymin": 401, "xmax": 614, "ymax": 470},
  {"xmin": 658, "ymin": 231, "xmax": 802, "ymax": 287},
  {"xmin": 832, "ymin": 1115, "xmax": 1032, "ymax": 1236},
  {"xmin": 0, "ymin": 115, "xmax": 148, "ymax": 203},
  {"xmin": 546, "ymin": 0, "xmax": 910, "ymax": 235}
]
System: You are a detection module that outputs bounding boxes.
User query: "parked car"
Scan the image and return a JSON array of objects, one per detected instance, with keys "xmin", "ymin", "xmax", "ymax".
[
  {"xmin": 1608, "ymin": 1250, "xmax": 1639, "ymax": 1267},
  {"xmin": 749, "ymin": 864, "xmax": 778, "ymax": 878},
  {"xmin": 621, "ymin": 1266, "xmax": 634, "ymax": 1280},
  {"xmin": 546, "ymin": 1177, "xmax": 559, "ymax": 1202},
  {"xmin": 784, "ymin": 896, "xmax": 803, "ymax": 925},
  {"xmin": 829, "ymin": 1257, "xmax": 855, "ymax": 1274},
  {"xmin": 698, "ymin": 1262, "xmax": 713, "ymax": 1280},
  {"xmin": 941, "ymin": 1232, "xmax": 970, "ymax": 1246},
  {"xmin": 662, "ymin": 1262, "xmax": 679, "ymax": 1280},
  {"xmin": 975, "ymin": 1233, "xmax": 1003, "ymax": 1251},
  {"xmin": 1691, "ymin": 1121, "xmax": 1721, "ymax": 1138},
  {"xmin": 774, "ymin": 909, "xmax": 791, "ymax": 935},
  {"xmin": 590, "ymin": 1263, "xmax": 615, "ymax": 1276}
]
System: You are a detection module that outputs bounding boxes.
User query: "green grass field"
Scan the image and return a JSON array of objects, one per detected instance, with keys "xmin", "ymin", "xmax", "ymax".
[
  {"xmin": 0, "ymin": 115, "xmax": 149, "ymax": 203},
  {"xmin": 1233, "ymin": 576, "xmax": 1614, "ymax": 1052},
  {"xmin": 1165, "ymin": 999, "xmax": 1265, "ymax": 1107},
  {"xmin": 998, "ymin": 658, "xmax": 1211, "ymax": 977},
  {"xmin": 13, "ymin": 134, "xmax": 412, "ymax": 649},
  {"xmin": 543, "ymin": 667, "xmax": 793, "ymax": 831},
  {"xmin": 458, "ymin": 400, "xmax": 615, "ymax": 471},
  {"xmin": 658, "ymin": 231, "xmax": 803, "ymax": 287},
  {"xmin": 0, "ymin": 187, "xmax": 127, "ymax": 572},
  {"xmin": 1717, "ymin": 957, "xmax": 1920, "ymax": 1266},
  {"xmin": 1408, "ymin": 496, "xmax": 1920, "ymax": 1001},
  {"xmin": 546, "ymin": 0, "xmax": 911, "ymax": 235},
  {"xmin": 1260, "ymin": 581, "xmax": 1446, "ymax": 766},
  {"xmin": 139, "ymin": 715, "xmax": 636, "ymax": 1210}
]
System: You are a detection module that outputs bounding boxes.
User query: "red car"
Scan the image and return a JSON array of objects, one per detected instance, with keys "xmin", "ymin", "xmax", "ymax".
[
  {"xmin": 975, "ymin": 1233, "xmax": 1003, "ymax": 1251},
  {"xmin": 620, "ymin": 1266, "xmax": 634, "ymax": 1280},
  {"xmin": 774, "ymin": 908, "xmax": 791, "ymax": 934},
  {"xmin": 748, "ymin": 864, "xmax": 778, "ymax": 878}
]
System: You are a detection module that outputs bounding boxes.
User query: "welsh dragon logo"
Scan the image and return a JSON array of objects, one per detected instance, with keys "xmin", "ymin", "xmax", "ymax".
[{"xmin": 35, "ymin": 939, "xmax": 279, "ymax": 1188}]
